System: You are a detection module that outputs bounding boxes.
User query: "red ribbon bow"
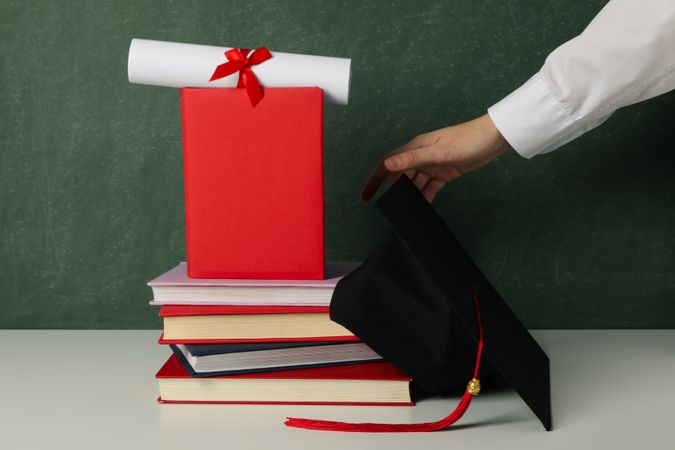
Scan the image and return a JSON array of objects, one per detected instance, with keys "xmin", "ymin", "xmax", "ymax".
[{"xmin": 209, "ymin": 47, "xmax": 272, "ymax": 107}]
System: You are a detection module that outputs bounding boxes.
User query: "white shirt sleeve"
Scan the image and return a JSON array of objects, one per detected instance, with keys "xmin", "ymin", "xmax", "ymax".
[{"xmin": 487, "ymin": 0, "xmax": 675, "ymax": 159}]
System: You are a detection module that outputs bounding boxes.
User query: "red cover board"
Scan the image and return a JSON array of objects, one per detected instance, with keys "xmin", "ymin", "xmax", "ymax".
[
  {"xmin": 181, "ymin": 87, "xmax": 325, "ymax": 279},
  {"xmin": 158, "ymin": 304, "xmax": 330, "ymax": 317}
]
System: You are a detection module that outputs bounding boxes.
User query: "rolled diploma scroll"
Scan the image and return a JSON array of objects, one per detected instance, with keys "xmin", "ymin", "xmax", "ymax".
[{"xmin": 128, "ymin": 38, "xmax": 351, "ymax": 105}]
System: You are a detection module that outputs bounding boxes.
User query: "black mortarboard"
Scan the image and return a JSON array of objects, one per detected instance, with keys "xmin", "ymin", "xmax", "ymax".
[{"xmin": 286, "ymin": 176, "xmax": 552, "ymax": 432}]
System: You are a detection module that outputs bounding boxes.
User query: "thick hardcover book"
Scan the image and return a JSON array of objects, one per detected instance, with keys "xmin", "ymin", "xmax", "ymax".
[
  {"xmin": 156, "ymin": 354, "xmax": 412, "ymax": 405},
  {"xmin": 169, "ymin": 341, "xmax": 382, "ymax": 376},
  {"xmin": 148, "ymin": 262, "xmax": 358, "ymax": 306},
  {"xmin": 181, "ymin": 87, "xmax": 324, "ymax": 279},
  {"xmin": 159, "ymin": 305, "xmax": 355, "ymax": 342}
]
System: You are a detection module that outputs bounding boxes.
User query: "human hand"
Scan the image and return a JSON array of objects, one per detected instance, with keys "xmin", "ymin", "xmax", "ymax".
[{"xmin": 361, "ymin": 114, "xmax": 510, "ymax": 202}]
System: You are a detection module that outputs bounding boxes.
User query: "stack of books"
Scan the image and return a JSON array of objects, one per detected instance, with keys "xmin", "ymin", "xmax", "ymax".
[
  {"xmin": 148, "ymin": 262, "xmax": 413, "ymax": 406},
  {"xmin": 133, "ymin": 41, "xmax": 413, "ymax": 408}
]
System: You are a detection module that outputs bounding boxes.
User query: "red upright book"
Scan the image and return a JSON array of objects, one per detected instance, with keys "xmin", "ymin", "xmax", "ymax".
[{"xmin": 181, "ymin": 87, "xmax": 325, "ymax": 279}]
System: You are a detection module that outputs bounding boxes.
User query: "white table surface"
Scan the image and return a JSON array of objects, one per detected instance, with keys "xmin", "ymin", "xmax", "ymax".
[{"xmin": 0, "ymin": 330, "xmax": 673, "ymax": 450}]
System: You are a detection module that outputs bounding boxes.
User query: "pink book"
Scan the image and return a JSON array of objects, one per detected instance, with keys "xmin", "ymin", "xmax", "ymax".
[{"xmin": 148, "ymin": 262, "xmax": 358, "ymax": 306}]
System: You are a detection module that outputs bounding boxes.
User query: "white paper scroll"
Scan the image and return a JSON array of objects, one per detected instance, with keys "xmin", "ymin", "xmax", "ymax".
[{"xmin": 127, "ymin": 39, "xmax": 351, "ymax": 105}]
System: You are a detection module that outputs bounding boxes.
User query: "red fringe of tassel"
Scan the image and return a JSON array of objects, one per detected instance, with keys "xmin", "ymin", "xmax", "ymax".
[{"xmin": 284, "ymin": 392, "xmax": 474, "ymax": 432}]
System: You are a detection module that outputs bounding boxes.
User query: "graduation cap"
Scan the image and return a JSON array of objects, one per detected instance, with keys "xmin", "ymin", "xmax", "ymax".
[{"xmin": 286, "ymin": 176, "xmax": 551, "ymax": 432}]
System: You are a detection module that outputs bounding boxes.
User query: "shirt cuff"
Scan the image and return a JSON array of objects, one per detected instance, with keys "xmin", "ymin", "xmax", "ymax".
[{"xmin": 487, "ymin": 73, "xmax": 580, "ymax": 159}]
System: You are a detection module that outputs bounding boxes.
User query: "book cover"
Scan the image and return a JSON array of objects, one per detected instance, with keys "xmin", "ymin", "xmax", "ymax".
[
  {"xmin": 181, "ymin": 87, "xmax": 324, "ymax": 279},
  {"xmin": 148, "ymin": 262, "xmax": 356, "ymax": 288},
  {"xmin": 158, "ymin": 333, "xmax": 358, "ymax": 345},
  {"xmin": 158, "ymin": 305, "xmax": 330, "ymax": 317}
]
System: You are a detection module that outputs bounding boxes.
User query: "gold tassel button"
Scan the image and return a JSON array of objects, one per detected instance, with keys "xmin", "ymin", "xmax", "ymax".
[{"xmin": 466, "ymin": 378, "xmax": 481, "ymax": 396}]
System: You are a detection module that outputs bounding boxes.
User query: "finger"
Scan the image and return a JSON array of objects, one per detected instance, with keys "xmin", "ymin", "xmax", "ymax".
[
  {"xmin": 424, "ymin": 165, "xmax": 464, "ymax": 183},
  {"xmin": 425, "ymin": 155, "xmax": 497, "ymax": 186},
  {"xmin": 361, "ymin": 136, "xmax": 432, "ymax": 201},
  {"xmin": 361, "ymin": 159, "xmax": 389, "ymax": 201},
  {"xmin": 389, "ymin": 169, "xmax": 416, "ymax": 186},
  {"xmin": 411, "ymin": 172, "xmax": 430, "ymax": 190},
  {"xmin": 384, "ymin": 145, "xmax": 441, "ymax": 172},
  {"xmin": 421, "ymin": 179, "xmax": 446, "ymax": 202},
  {"xmin": 418, "ymin": 178, "xmax": 432, "ymax": 198}
]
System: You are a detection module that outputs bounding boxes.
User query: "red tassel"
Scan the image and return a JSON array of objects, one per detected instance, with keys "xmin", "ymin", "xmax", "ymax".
[
  {"xmin": 284, "ymin": 289, "xmax": 485, "ymax": 433},
  {"xmin": 285, "ymin": 391, "xmax": 474, "ymax": 432}
]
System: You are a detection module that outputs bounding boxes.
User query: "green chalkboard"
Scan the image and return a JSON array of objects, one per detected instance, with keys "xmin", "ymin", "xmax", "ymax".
[{"xmin": 1, "ymin": 0, "xmax": 674, "ymax": 329}]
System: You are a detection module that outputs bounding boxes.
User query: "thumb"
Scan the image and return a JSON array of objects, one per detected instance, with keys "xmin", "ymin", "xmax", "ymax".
[{"xmin": 384, "ymin": 146, "xmax": 438, "ymax": 172}]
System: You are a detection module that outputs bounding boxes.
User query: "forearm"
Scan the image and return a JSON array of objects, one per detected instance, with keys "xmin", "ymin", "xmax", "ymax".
[{"xmin": 488, "ymin": 0, "xmax": 675, "ymax": 158}]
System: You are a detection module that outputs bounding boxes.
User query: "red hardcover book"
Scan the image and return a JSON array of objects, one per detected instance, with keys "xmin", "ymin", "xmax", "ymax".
[
  {"xmin": 156, "ymin": 354, "xmax": 413, "ymax": 406},
  {"xmin": 181, "ymin": 87, "xmax": 325, "ymax": 279},
  {"xmin": 158, "ymin": 305, "xmax": 358, "ymax": 343}
]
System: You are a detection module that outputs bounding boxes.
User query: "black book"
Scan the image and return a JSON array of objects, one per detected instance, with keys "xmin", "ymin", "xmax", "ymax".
[{"xmin": 170, "ymin": 341, "xmax": 383, "ymax": 377}]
